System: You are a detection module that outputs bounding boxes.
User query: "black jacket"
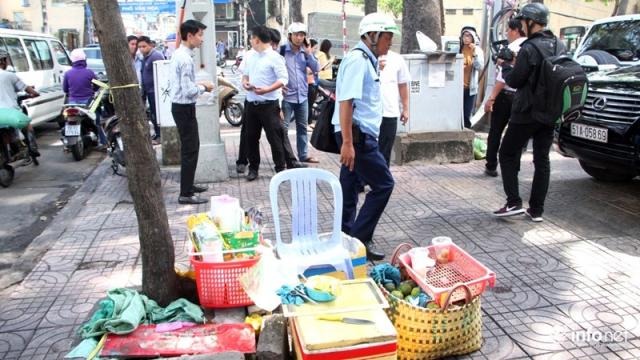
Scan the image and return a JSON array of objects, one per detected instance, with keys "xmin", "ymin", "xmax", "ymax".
[{"xmin": 502, "ymin": 30, "xmax": 565, "ymax": 124}]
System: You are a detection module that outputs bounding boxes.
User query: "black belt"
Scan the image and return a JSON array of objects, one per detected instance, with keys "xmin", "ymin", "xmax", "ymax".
[
  {"xmin": 501, "ymin": 90, "xmax": 516, "ymax": 97},
  {"xmin": 248, "ymin": 99, "xmax": 278, "ymax": 106}
]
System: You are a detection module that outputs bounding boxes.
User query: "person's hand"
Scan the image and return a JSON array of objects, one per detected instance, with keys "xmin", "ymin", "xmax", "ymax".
[
  {"xmin": 484, "ymin": 98, "xmax": 495, "ymax": 113},
  {"xmin": 400, "ymin": 109, "xmax": 409, "ymax": 125},
  {"xmin": 254, "ymin": 87, "xmax": 269, "ymax": 95},
  {"xmin": 496, "ymin": 58, "xmax": 504, "ymax": 66},
  {"xmin": 340, "ymin": 142, "xmax": 356, "ymax": 171},
  {"xmin": 242, "ymin": 82, "xmax": 255, "ymax": 91},
  {"xmin": 469, "ymin": 42, "xmax": 476, "ymax": 52},
  {"xmin": 199, "ymin": 81, "xmax": 214, "ymax": 92},
  {"xmin": 281, "ymin": 85, "xmax": 289, "ymax": 96}
]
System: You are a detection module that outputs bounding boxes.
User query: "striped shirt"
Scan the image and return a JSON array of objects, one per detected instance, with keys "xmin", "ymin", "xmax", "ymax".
[{"xmin": 170, "ymin": 45, "xmax": 205, "ymax": 104}]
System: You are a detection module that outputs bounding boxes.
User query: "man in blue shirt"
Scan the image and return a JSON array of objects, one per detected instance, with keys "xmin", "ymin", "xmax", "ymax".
[
  {"xmin": 331, "ymin": 13, "xmax": 400, "ymax": 261},
  {"xmin": 281, "ymin": 22, "xmax": 320, "ymax": 164}
]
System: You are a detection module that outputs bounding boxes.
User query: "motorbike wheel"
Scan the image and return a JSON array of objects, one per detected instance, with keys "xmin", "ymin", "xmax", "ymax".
[
  {"xmin": 224, "ymin": 102, "xmax": 244, "ymax": 127},
  {"xmin": 0, "ymin": 165, "xmax": 14, "ymax": 188},
  {"xmin": 71, "ymin": 138, "xmax": 85, "ymax": 161},
  {"xmin": 218, "ymin": 59, "xmax": 227, "ymax": 68}
]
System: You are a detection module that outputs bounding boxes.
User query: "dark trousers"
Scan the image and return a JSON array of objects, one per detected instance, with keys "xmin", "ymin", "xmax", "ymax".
[
  {"xmin": 486, "ymin": 91, "xmax": 513, "ymax": 171},
  {"xmin": 335, "ymin": 131, "xmax": 394, "ymax": 244},
  {"xmin": 463, "ymin": 88, "xmax": 476, "ymax": 129},
  {"xmin": 237, "ymin": 101, "xmax": 298, "ymax": 168},
  {"xmin": 308, "ymin": 84, "xmax": 318, "ymax": 122},
  {"xmin": 499, "ymin": 121, "xmax": 554, "ymax": 216},
  {"xmin": 245, "ymin": 101, "xmax": 287, "ymax": 172},
  {"xmin": 171, "ymin": 103, "xmax": 199, "ymax": 197},
  {"xmin": 145, "ymin": 91, "xmax": 160, "ymax": 138},
  {"xmin": 378, "ymin": 116, "xmax": 397, "ymax": 166}
]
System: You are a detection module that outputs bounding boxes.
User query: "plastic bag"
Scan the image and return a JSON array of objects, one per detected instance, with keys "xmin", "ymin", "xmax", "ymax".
[
  {"xmin": 473, "ymin": 137, "xmax": 487, "ymax": 160},
  {"xmin": 0, "ymin": 108, "xmax": 31, "ymax": 129}
]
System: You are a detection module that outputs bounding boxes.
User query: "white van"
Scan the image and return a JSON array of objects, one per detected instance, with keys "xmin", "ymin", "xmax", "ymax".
[{"xmin": 0, "ymin": 29, "xmax": 71, "ymax": 126}]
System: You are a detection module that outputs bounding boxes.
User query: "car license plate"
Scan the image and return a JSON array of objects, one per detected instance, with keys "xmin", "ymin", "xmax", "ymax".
[
  {"xmin": 65, "ymin": 124, "xmax": 81, "ymax": 137},
  {"xmin": 570, "ymin": 123, "xmax": 608, "ymax": 143},
  {"xmin": 116, "ymin": 136, "xmax": 124, "ymax": 151}
]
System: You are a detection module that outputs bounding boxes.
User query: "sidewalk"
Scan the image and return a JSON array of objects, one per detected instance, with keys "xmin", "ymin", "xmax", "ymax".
[{"xmin": 1, "ymin": 130, "xmax": 639, "ymax": 360}]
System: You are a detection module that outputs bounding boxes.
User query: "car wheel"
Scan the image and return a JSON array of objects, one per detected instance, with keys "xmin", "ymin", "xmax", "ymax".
[
  {"xmin": 579, "ymin": 50, "xmax": 620, "ymax": 66},
  {"xmin": 579, "ymin": 160, "xmax": 635, "ymax": 182}
]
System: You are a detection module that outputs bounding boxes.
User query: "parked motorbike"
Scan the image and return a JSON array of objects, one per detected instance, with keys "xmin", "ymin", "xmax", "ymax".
[
  {"xmin": 0, "ymin": 95, "xmax": 39, "ymax": 187},
  {"xmin": 61, "ymin": 78, "xmax": 111, "ymax": 161},
  {"xmin": 103, "ymin": 113, "xmax": 125, "ymax": 175},
  {"xmin": 231, "ymin": 55, "xmax": 242, "ymax": 74},
  {"xmin": 310, "ymin": 79, "xmax": 336, "ymax": 122},
  {"xmin": 218, "ymin": 76, "xmax": 244, "ymax": 127}
]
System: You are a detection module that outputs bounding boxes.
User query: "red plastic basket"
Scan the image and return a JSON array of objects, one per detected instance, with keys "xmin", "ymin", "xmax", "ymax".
[
  {"xmin": 397, "ymin": 243, "xmax": 495, "ymax": 307},
  {"xmin": 190, "ymin": 255, "xmax": 259, "ymax": 308}
]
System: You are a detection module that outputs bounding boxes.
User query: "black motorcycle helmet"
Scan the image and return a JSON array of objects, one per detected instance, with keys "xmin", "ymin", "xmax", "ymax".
[{"xmin": 514, "ymin": 3, "xmax": 549, "ymax": 26}]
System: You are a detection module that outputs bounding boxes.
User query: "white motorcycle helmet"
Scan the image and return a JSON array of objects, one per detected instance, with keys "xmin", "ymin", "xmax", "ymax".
[
  {"xmin": 288, "ymin": 22, "xmax": 307, "ymax": 35},
  {"xmin": 358, "ymin": 12, "xmax": 400, "ymax": 48}
]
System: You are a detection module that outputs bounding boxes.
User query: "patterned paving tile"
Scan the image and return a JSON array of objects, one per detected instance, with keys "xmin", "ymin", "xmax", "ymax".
[
  {"xmin": 101, "ymin": 202, "xmax": 138, "ymax": 229},
  {"xmin": 485, "ymin": 247, "xmax": 570, "ymax": 279},
  {"xmin": 558, "ymin": 298, "xmax": 640, "ymax": 339},
  {"xmin": 39, "ymin": 268, "xmax": 133, "ymax": 328},
  {"xmin": 17, "ymin": 325, "xmax": 75, "ymax": 360},
  {"xmin": 0, "ymin": 298, "xmax": 49, "ymax": 332},
  {"xmin": 606, "ymin": 337, "xmax": 640, "ymax": 359},
  {"xmin": 454, "ymin": 312, "xmax": 529, "ymax": 359},
  {"xmin": 518, "ymin": 267, "xmax": 606, "ymax": 307},
  {"xmin": 0, "ymin": 330, "xmax": 34, "ymax": 360},
  {"xmin": 489, "ymin": 306, "xmax": 586, "ymax": 356},
  {"xmin": 459, "ymin": 226, "xmax": 533, "ymax": 254},
  {"xmin": 50, "ymin": 230, "xmax": 98, "ymax": 250}
]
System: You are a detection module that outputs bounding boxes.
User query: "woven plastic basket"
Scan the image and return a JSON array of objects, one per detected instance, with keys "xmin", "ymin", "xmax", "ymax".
[{"xmin": 380, "ymin": 243, "xmax": 483, "ymax": 360}]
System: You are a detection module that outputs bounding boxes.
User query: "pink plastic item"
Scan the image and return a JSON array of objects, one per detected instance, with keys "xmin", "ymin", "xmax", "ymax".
[{"xmin": 399, "ymin": 243, "xmax": 495, "ymax": 307}]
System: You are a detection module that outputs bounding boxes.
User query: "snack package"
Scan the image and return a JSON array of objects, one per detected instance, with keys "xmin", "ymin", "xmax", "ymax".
[
  {"xmin": 187, "ymin": 213, "xmax": 224, "ymax": 262},
  {"xmin": 222, "ymin": 230, "xmax": 260, "ymax": 260}
]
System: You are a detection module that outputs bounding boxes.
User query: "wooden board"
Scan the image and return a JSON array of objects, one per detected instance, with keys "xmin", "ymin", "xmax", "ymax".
[
  {"xmin": 292, "ymin": 308, "xmax": 397, "ymax": 351},
  {"xmin": 282, "ymin": 278, "xmax": 388, "ymax": 317}
]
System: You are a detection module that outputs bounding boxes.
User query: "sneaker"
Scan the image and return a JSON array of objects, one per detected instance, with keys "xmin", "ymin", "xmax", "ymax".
[
  {"xmin": 525, "ymin": 208, "xmax": 544, "ymax": 222},
  {"xmin": 484, "ymin": 167, "xmax": 498, "ymax": 177},
  {"xmin": 493, "ymin": 204, "xmax": 525, "ymax": 217}
]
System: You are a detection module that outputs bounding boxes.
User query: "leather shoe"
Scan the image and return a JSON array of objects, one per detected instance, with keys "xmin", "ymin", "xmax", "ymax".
[
  {"xmin": 247, "ymin": 170, "xmax": 258, "ymax": 181},
  {"xmin": 365, "ymin": 243, "xmax": 385, "ymax": 261},
  {"xmin": 236, "ymin": 163, "xmax": 246, "ymax": 174},
  {"xmin": 178, "ymin": 195, "xmax": 208, "ymax": 205},
  {"xmin": 192, "ymin": 184, "xmax": 208, "ymax": 193},
  {"xmin": 484, "ymin": 167, "xmax": 498, "ymax": 177},
  {"xmin": 288, "ymin": 161, "xmax": 308, "ymax": 169},
  {"xmin": 303, "ymin": 157, "xmax": 320, "ymax": 163}
]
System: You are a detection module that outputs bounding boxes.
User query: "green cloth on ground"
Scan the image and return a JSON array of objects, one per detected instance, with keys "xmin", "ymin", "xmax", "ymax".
[
  {"xmin": 64, "ymin": 338, "xmax": 98, "ymax": 359},
  {"xmin": 79, "ymin": 288, "xmax": 205, "ymax": 338}
]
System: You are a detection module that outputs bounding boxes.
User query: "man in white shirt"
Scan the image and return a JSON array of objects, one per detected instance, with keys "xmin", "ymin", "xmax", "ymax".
[
  {"xmin": 378, "ymin": 50, "xmax": 410, "ymax": 166},
  {"xmin": 242, "ymin": 25, "xmax": 289, "ymax": 181},
  {"xmin": 483, "ymin": 19, "xmax": 527, "ymax": 177}
]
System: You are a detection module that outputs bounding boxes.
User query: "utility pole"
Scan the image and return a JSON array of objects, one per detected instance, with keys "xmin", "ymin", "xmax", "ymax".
[{"xmin": 40, "ymin": 0, "xmax": 49, "ymax": 33}]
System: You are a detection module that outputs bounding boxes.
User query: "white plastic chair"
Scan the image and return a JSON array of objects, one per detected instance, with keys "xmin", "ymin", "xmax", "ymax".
[{"xmin": 269, "ymin": 168, "xmax": 355, "ymax": 279}]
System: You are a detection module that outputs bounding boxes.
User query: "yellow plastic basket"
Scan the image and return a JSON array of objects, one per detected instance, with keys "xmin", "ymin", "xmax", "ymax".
[{"xmin": 380, "ymin": 244, "xmax": 483, "ymax": 360}]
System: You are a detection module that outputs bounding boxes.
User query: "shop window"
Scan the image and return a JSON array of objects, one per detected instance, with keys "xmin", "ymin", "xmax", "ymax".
[
  {"xmin": 463, "ymin": 9, "xmax": 474, "ymax": 15},
  {"xmin": 445, "ymin": 9, "xmax": 457, "ymax": 15}
]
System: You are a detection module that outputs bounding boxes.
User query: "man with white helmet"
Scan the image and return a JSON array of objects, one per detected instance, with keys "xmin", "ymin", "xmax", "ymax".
[
  {"xmin": 281, "ymin": 22, "xmax": 320, "ymax": 164},
  {"xmin": 331, "ymin": 13, "xmax": 399, "ymax": 261}
]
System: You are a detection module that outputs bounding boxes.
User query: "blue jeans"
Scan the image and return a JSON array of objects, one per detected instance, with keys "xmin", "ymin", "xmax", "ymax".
[
  {"xmin": 282, "ymin": 100, "xmax": 309, "ymax": 161},
  {"xmin": 335, "ymin": 131, "xmax": 394, "ymax": 244},
  {"xmin": 463, "ymin": 88, "xmax": 476, "ymax": 129}
]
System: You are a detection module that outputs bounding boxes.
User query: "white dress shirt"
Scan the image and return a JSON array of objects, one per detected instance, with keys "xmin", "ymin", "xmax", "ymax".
[
  {"xmin": 170, "ymin": 45, "xmax": 205, "ymax": 104},
  {"xmin": 243, "ymin": 48, "xmax": 288, "ymax": 102}
]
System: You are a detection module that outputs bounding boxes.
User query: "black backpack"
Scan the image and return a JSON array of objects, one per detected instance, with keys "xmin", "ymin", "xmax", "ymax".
[{"xmin": 530, "ymin": 39, "xmax": 588, "ymax": 126}]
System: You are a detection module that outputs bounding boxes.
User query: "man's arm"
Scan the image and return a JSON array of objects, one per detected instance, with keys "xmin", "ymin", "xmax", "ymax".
[
  {"xmin": 339, "ymin": 99, "xmax": 355, "ymax": 171},
  {"xmin": 484, "ymin": 81, "xmax": 505, "ymax": 113},
  {"xmin": 305, "ymin": 46, "xmax": 320, "ymax": 73},
  {"xmin": 398, "ymin": 83, "xmax": 409, "ymax": 124}
]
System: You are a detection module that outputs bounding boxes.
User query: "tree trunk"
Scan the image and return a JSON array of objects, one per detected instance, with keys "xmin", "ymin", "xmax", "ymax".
[
  {"xmin": 364, "ymin": 0, "xmax": 377, "ymax": 14},
  {"xmin": 87, "ymin": 0, "xmax": 177, "ymax": 306},
  {"xmin": 289, "ymin": 0, "xmax": 303, "ymax": 23},
  {"xmin": 615, "ymin": 0, "xmax": 639, "ymax": 15},
  {"xmin": 268, "ymin": 0, "xmax": 284, "ymax": 25},
  {"xmin": 401, "ymin": 0, "xmax": 442, "ymax": 53}
]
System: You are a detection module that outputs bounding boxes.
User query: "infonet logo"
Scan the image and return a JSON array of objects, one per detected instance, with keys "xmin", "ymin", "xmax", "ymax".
[{"xmin": 593, "ymin": 97, "xmax": 608, "ymax": 111}]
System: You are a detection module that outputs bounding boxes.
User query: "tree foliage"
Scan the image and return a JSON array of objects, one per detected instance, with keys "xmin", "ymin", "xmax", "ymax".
[{"xmin": 352, "ymin": 0, "xmax": 403, "ymax": 18}]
